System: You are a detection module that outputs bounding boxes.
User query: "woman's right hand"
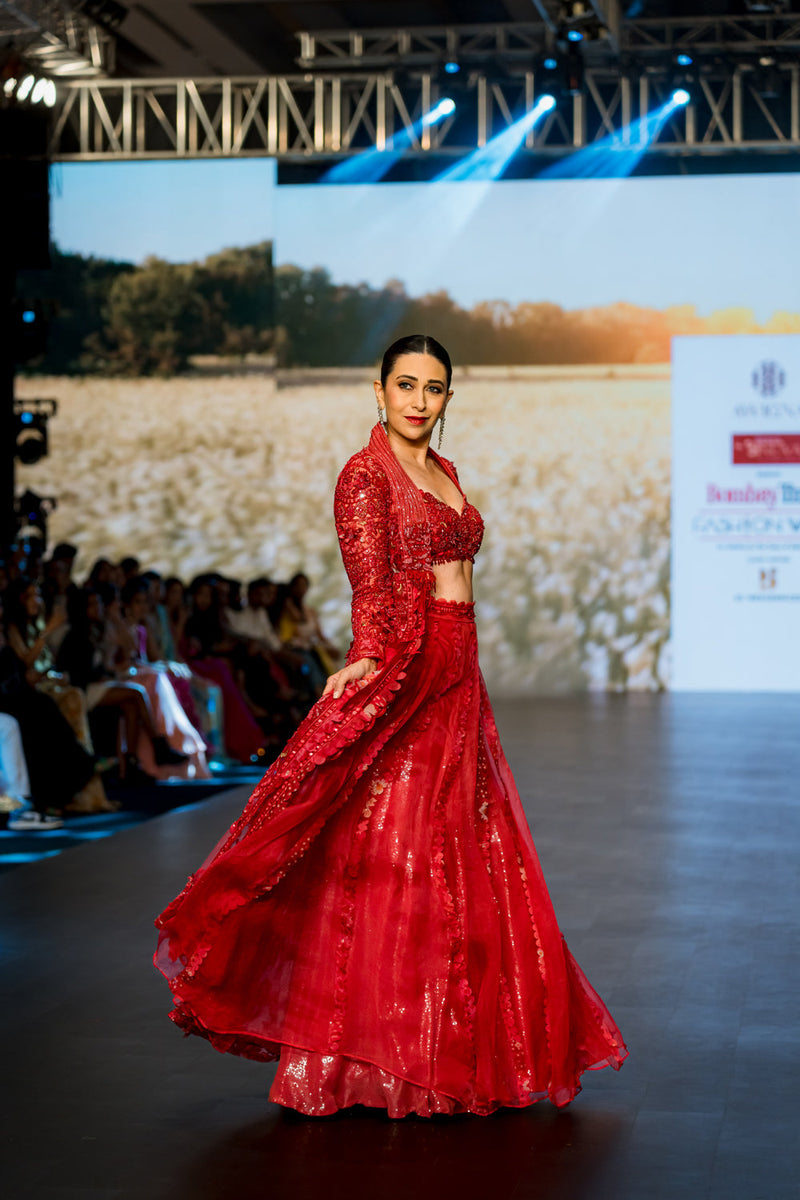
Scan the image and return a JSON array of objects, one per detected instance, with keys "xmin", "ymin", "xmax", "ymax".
[{"xmin": 322, "ymin": 657, "xmax": 378, "ymax": 700}]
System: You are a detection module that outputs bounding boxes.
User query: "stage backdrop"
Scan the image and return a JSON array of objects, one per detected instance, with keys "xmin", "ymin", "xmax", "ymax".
[
  {"xmin": 17, "ymin": 158, "xmax": 276, "ymax": 581},
  {"xmin": 271, "ymin": 173, "xmax": 800, "ymax": 694},
  {"xmin": 672, "ymin": 334, "xmax": 800, "ymax": 690},
  {"xmin": 18, "ymin": 168, "xmax": 800, "ymax": 693}
]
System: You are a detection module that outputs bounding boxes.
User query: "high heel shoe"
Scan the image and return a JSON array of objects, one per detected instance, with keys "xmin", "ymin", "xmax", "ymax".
[{"xmin": 151, "ymin": 736, "xmax": 189, "ymax": 766}]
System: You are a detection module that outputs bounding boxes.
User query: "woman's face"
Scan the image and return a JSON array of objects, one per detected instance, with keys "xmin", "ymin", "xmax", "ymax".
[
  {"xmin": 215, "ymin": 580, "xmax": 230, "ymax": 608},
  {"xmin": 86, "ymin": 592, "xmax": 102, "ymax": 623},
  {"xmin": 374, "ymin": 352, "xmax": 452, "ymax": 447},
  {"xmin": 127, "ymin": 592, "xmax": 148, "ymax": 623},
  {"xmin": 23, "ymin": 585, "xmax": 41, "ymax": 618},
  {"xmin": 166, "ymin": 581, "xmax": 183, "ymax": 609},
  {"xmin": 194, "ymin": 583, "xmax": 213, "ymax": 611}
]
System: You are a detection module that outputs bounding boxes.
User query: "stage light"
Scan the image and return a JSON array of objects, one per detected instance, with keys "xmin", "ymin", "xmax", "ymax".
[
  {"xmin": 444, "ymin": 61, "xmax": 460, "ymax": 74},
  {"xmin": 676, "ymin": 53, "xmax": 693, "ymax": 67},
  {"xmin": 564, "ymin": 44, "xmax": 585, "ymax": 96},
  {"xmin": 566, "ymin": 29, "xmax": 584, "ymax": 42},
  {"xmin": 435, "ymin": 93, "xmax": 557, "ymax": 182},
  {"xmin": 22, "ymin": 310, "xmax": 35, "ymax": 324},
  {"xmin": 540, "ymin": 89, "xmax": 694, "ymax": 182},
  {"xmin": 422, "ymin": 97, "xmax": 456, "ymax": 126},
  {"xmin": 14, "ymin": 400, "xmax": 57, "ymax": 467},
  {"xmin": 543, "ymin": 57, "xmax": 558, "ymax": 70},
  {"xmin": 31, "ymin": 78, "xmax": 48, "ymax": 104},
  {"xmin": 3, "ymin": 77, "xmax": 16, "ymax": 96},
  {"xmin": 322, "ymin": 97, "xmax": 455, "ymax": 183},
  {"xmin": 17, "ymin": 74, "xmax": 34, "ymax": 101}
]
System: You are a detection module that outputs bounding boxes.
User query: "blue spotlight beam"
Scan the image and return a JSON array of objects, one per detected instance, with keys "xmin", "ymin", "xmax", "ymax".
[
  {"xmin": 322, "ymin": 98, "xmax": 456, "ymax": 184},
  {"xmin": 434, "ymin": 95, "xmax": 556, "ymax": 183},
  {"xmin": 539, "ymin": 92, "xmax": 690, "ymax": 181}
]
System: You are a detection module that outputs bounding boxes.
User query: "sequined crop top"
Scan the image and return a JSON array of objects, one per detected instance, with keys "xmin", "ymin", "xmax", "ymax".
[
  {"xmin": 420, "ymin": 490, "xmax": 484, "ymax": 565},
  {"xmin": 334, "ymin": 447, "xmax": 484, "ymax": 665}
]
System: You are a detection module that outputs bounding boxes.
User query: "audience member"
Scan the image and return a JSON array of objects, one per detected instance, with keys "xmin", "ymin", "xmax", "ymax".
[
  {"xmin": 4, "ymin": 579, "xmax": 114, "ymax": 812},
  {"xmin": 0, "ymin": 543, "xmax": 342, "ymax": 828},
  {"xmin": 276, "ymin": 572, "xmax": 340, "ymax": 688},
  {"xmin": 0, "ymin": 592, "xmax": 96, "ymax": 825}
]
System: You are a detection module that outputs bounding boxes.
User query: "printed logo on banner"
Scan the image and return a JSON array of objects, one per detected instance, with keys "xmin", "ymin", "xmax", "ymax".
[
  {"xmin": 751, "ymin": 360, "xmax": 786, "ymax": 397},
  {"xmin": 732, "ymin": 434, "xmax": 800, "ymax": 464},
  {"xmin": 759, "ymin": 568, "xmax": 778, "ymax": 591}
]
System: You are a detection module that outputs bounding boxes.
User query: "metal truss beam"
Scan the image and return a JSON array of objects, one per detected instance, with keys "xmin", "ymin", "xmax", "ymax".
[
  {"xmin": 48, "ymin": 67, "xmax": 800, "ymax": 162},
  {"xmin": 296, "ymin": 16, "xmax": 800, "ymax": 70}
]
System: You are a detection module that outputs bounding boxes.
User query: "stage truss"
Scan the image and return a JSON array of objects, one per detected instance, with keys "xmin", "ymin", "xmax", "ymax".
[
  {"xmin": 47, "ymin": 67, "xmax": 800, "ymax": 162},
  {"xmin": 46, "ymin": 14, "xmax": 800, "ymax": 162}
]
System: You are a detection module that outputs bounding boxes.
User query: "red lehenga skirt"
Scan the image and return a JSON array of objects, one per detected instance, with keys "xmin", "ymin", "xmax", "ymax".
[{"xmin": 154, "ymin": 598, "xmax": 628, "ymax": 1117}]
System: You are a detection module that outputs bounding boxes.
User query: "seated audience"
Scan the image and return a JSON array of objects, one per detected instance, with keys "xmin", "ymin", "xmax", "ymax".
[
  {"xmin": 0, "ymin": 592, "xmax": 96, "ymax": 825},
  {"xmin": 276, "ymin": 572, "xmax": 340, "ymax": 690},
  {"xmin": 183, "ymin": 576, "xmax": 267, "ymax": 763},
  {"xmin": 116, "ymin": 578, "xmax": 210, "ymax": 780},
  {"xmin": 4, "ymin": 579, "xmax": 114, "ymax": 812}
]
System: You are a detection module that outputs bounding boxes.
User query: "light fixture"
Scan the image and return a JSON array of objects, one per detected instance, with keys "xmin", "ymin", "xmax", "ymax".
[
  {"xmin": 676, "ymin": 53, "xmax": 693, "ymax": 67},
  {"xmin": 671, "ymin": 88, "xmax": 691, "ymax": 106}
]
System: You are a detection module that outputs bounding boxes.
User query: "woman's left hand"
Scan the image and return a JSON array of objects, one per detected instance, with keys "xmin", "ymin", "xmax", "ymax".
[{"xmin": 322, "ymin": 657, "xmax": 378, "ymax": 700}]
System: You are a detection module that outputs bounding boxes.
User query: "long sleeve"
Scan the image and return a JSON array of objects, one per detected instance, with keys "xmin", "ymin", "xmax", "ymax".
[{"xmin": 333, "ymin": 456, "xmax": 394, "ymax": 666}]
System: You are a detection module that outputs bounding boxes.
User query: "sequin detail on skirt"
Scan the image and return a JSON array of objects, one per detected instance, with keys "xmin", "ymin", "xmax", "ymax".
[{"xmin": 154, "ymin": 599, "xmax": 627, "ymax": 1117}]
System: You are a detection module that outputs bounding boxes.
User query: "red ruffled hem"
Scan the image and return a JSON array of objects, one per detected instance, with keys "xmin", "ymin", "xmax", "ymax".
[
  {"xmin": 269, "ymin": 1045, "xmax": 550, "ymax": 1118},
  {"xmin": 168, "ymin": 997, "xmax": 627, "ymax": 1118}
]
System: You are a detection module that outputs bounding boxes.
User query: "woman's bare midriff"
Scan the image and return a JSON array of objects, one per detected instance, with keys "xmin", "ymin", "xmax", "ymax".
[{"xmin": 431, "ymin": 559, "xmax": 474, "ymax": 603}]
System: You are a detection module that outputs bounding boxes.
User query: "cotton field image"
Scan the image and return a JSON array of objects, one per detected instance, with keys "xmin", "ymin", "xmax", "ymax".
[{"xmin": 16, "ymin": 364, "xmax": 671, "ymax": 694}]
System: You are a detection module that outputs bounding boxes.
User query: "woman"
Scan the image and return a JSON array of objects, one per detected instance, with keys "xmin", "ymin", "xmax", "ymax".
[
  {"xmin": 276, "ymin": 572, "xmax": 341, "ymax": 680},
  {"xmin": 159, "ymin": 577, "xmax": 225, "ymax": 760},
  {"xmin": 182, "ymin": 577, "xmax": 269, "ymax": 764},
  {"xmin": 4, "ymin": 579, "xmax": 112, "ymax": 813},
  {"xmin": 57, "ymin": 587, "xmax": 187, "ymax": 786},
  {"xmin": 154, "ymin": 334, "xmax": 628, "ymax": 1118},
  {"xmin": 0, "ymin": 591, "xmax": 95, "ymax": 824},
  {"xmin": 113, "ymin": 579, "xmax": 209, "ymax": 781}
]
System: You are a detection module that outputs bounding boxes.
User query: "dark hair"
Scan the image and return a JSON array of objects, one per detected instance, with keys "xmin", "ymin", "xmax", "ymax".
[
  {"xmin": 93, "ymin": 581, "xmax": 119, "ymax": 609},
  {"xmin": 380, "ymin": 334, "xmax": 452, "ymax": 390},
  {"xmin": 121, "ymin": 575, "xmax": 149, "ymax": 607},
  {"xmin": 87, "ymin": 557, "xmax": 113, "ymax": 586},
  {"xmin": 248, "ymin": 576, "xmax": 272, "ymax": 594},
  {"xmin": 3, "ymin": 579, "xmax": 36, "ymax": 636},
  {"xmin": 66, "ymin": 587, "xmax": 95, "ymax": 637}
]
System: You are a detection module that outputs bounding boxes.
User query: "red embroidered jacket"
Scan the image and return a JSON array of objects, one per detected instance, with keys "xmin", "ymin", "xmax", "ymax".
[{"xmin": 333, "ymin": 427, "xmax": 483, "ymax": 667}]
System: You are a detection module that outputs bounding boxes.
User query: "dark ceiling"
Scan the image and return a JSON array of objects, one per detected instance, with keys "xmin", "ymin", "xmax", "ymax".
[{"xmin": 108, "ymin": 2, "xmax": 795, "ymax": 78}]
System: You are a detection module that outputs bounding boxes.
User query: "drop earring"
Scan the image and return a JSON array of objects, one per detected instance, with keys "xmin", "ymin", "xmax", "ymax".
[
  {"xmin": 377, "ymin": 403, "xmax": 387, "ymax": 425},
  {"xmin": 438, "ymin": 406, "xmax": 446, "ymax": 450}
]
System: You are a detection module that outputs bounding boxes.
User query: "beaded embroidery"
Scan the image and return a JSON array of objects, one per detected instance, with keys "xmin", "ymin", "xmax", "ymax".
[
  {"xmin": 420, "ymin": 490, "xmax": 484, "ymax": 566},
  {"xmin": 333, "ymin": 424, "xmax": 484, "ymax": 665}
]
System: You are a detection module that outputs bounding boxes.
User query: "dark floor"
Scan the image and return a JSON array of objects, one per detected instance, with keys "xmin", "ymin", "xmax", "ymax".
[
  {"xmin": 2, "ymin": 693, "xmax": 798, "ymax": 1200},
  {"xmin": 0, "ymin": 766, "xmax": 263, "ymax": 873}
]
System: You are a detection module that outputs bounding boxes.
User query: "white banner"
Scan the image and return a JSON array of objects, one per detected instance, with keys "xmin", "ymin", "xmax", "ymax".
[{"xmin": 671, "ymin": 335, "xmax": 800, "ymax": 690}]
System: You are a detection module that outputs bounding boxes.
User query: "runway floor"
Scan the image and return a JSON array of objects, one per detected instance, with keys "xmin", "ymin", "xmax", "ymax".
[{"xmin": 3, "ymin": 692, "xmax": 798, "ymax": 1200}]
